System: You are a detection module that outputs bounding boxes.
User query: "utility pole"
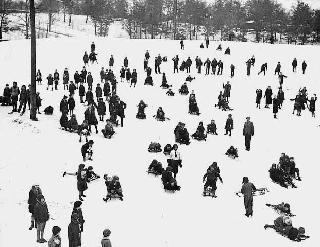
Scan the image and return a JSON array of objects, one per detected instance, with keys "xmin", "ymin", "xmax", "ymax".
[
  {"xmin": 173, "ymin": 0, "xmax": 177, "ymax": 40},
  {"xmin": 29, "ymin": 0, "xmax": 37, "ymax": 121}
]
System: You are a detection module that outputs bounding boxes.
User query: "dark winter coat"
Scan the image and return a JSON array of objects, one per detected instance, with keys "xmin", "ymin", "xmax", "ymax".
[
  {"xmin": 69, "ymin": 83, "xmax": 77, "ymax": 96},
  {"xmin": 225, "ymin": 118, "xmax": 233, "ymax": 130},
  {"xmin": 131, "ymin": 72, "xmax": 137, "ymax": 84},
  {"xmin": 124, "ymin": 58, "xmax": 128, "ymax": 67},
  {"xmin": 86, "ymin": 91, "xmax": 94, "ymax": 103},
  {"xmin": 101, "ymin": 237, "xmax": 112, "ymax": 247},
  {"xmin": 97, "ymin": 101, "xmax": 106, "ymax": 116},
  {"xmin": 85, "ymin": 106, "xmax": 98, "ymax": 125},
  {"xmin": 74, "ymin": 73, "xmax": 81, "ymax": 84},
  {"xmin": 109, "ymin": 57, "xmax": 114, "ymax": 67},
  {"xmin": 28, "ymin": 189, "xmax": 38, "ymax": 213},
  {"xmin": 3, "ymin": 87, "xmax": 11, "ymax": 97},
  {"xmin": 68, "ymin": 98, "xmax": 76, "ymax": 111},
  {"xmin": 223, "ymin": 83, "xmax": 231, "ymax": 97},
  {"xmin": 79, "ymin": 84, "xmax": 86, "ymax": 97},
  {"xmin": 68, "ymin": 221, "xmax": 81, "ymax": 247},
  {"xmin": 120, "ymin": 68, "xmax": 126, "ymax": 78},
  {"xmin": 243, "ymin": 121, "xmax": 254, "ymax": 136},
  {"xmin": 265, "ymin": 88, "xmax": 273, "ymax": 104},
  {"xmin": 36, "ymin": 95, "xmax": 42, "ymax": 108},
  {"xmin": 96, "ymin": 86, "xmax": 103, "ymax": 98},
  {"xmin": 54, "ymin": 72, "xmax": 59, "ymax": 82},
  {"xmin": 256, "ymin": 90, "xmax": 262, "ymax": 104},
  {"xmin": 60, "ymin": 99, "xmax": 68, "ymax": 114},
  {"xmin": 81, "ymin": 70, "xmax": 87, "ymax": 82},
  {"xmin": 47, "ymin": 76, "xmax": 54, "ymax": 85},
  {"xmin": 117, "ymin": 101, "xmax": 126, "ymax": 118},
  {"xmin": 33, "ymin": 201, "xmax": 49, "ymax": 223},
  {"xmin": 126, "ymin": 71, "xmax": 131, "ymax": 81},
  {"xmin": 87, "ymin": 74, "xmax": 93, "ymax": 86},
  {"xmin": 63, "ymin": 72, "xmax": 69, "ymax": 84},
  {"xmin": 273, "ymin": 98, "xmax": 279, "ymax": 114},
  {"xmin": 103, "ymin": 82, "xmax": 110, "ymax": 96},
  {"xmin": 19, "ymin": 89, "xmax": 28, "ymax": 102}
]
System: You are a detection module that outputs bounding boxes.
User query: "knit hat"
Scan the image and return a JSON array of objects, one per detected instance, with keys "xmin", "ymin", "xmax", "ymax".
[
  {"xmin": 74, "ymin": 201, "xmax": 82, "ymax": 208},
  {"xmin": 88, "ymin": 140, "xmax": 94, "ymax": 144},
  {"xmin": 298, "ymin": 227, "xmax": 305, "ymax": 234},
  {"xmin": 103, "ymin": 229, "xmax": 111, "ymax": 237},
  {"xmin": 52, "ymin": 226, "xmax": 61, "ymax": 236}
]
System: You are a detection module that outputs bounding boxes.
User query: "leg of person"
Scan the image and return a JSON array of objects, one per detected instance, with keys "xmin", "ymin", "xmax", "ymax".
[
  {"xmin": 40, "ymin": 222, "xmax": 46, "ymax": 242},
  {"xmin": 36, "ymin": 222, "xmax": 41, "ymax": 242}
]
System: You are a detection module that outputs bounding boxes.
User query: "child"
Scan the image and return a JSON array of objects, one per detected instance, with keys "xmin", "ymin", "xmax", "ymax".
[
  {"xmin": 97, "ymin": 98, "xmax": 106, "ymax": 121},
  {"xmin": 207, "ymin": 120, "xmax": 218, "ymax": 135},
  {"xmin": 86, "ymin": 166, "xmax": 100, "ymax": 182},
  {"xmin": 225, "ymin": 146, "xmax": 238, "ymax": 158},
  {"xmin": 101, "ymin": 229, "xmax": 112, "ymax": 247},
  {"xmin": 102, "ymin": 120, "xmax": 115, "ymax": 139}
]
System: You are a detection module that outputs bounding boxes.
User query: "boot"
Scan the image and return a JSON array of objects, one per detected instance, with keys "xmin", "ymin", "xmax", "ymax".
[{"xmin": 29, "ymin": 220, "xmax": 34, "ymax": 230}]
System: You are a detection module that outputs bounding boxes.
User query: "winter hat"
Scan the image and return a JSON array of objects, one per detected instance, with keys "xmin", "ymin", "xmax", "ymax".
[
  {"xmin": 103, "ymin": 229, "xmax": 111, "ymax": 237},
  {"xmin": 79, "ymin": 164, "xmax": 85, "ymax": 169},
  {"xmin": 52, "ymin": 226, "xmax": 61, "ymax": 236},
  {"xmin": 74, "ymin": 201, "xmax": 82, "ymax": 208},
  {"xmin": 88, "ymin": 166, "xmax": 93, "ymax": 170},
  {"xmin": 88, "ymin": 140, "xmax": 94, "ymax": 144}
]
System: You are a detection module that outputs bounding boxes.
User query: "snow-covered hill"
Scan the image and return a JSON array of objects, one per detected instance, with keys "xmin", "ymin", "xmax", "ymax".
[{"xmin": 0, "ymin": 38, "xmax": 319, "ymax": 247}]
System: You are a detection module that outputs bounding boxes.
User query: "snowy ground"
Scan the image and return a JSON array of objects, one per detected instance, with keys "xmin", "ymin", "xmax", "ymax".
[{"xmin": 0, "ymin": 38, "xmax": 320, "ymax": 247}]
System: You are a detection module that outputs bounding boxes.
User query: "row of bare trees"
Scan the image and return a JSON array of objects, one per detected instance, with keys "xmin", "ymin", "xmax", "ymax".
[{"xmin": 1, "ymin": 0, "xmax": 320, "ymax": 43}]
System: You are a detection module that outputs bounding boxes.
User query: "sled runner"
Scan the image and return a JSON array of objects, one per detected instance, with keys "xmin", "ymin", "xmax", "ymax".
[{"xmin": 202, "ymin": 187, "xmax": 217, "ymax": 198}]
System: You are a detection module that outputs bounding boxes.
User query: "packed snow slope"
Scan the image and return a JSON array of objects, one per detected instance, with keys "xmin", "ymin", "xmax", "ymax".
[{"xmin": 0, "ymin": 38, "xmax": 320, "ymax": 247}]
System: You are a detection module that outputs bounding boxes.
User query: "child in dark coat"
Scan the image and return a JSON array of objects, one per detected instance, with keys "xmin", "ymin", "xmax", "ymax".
[{"xmin": 97, "ymin": 98, "xmax": 106, "ymax": 121}]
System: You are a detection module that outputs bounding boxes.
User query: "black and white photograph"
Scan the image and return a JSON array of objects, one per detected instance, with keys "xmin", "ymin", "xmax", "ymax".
[{"xmin": 0, "ymin": 0, "xmax": 319, "ymax": 246}]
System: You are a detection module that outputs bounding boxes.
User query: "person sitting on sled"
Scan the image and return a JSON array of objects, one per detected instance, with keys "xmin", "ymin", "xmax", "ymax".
[
  {"xmin": 174, "ymin": 122, "xmax": 190, "ymax": 145},
  {"xmin": 192, "ymin": 121, "xmax": 207, "ymax": 140},
  {"xmin": 155, "ymin": 107, "xmax": 166, "ymax": 121},
  {"xmin": 266, "ymin": 202, "xmax": 292, "ymax": 215},
  {"xmin": 264, "ymin": 216, "xmax": 309, "ymax": 241},
  {"xmin": 102, "ymin": 120, "xmax": 115, "ymax": 139},
  {"xmin": 148, "ymin": 159, "xmax": 164, "ymax": 175},
  {"xmin": 161, "ymin": 167, "xmax": 180, "ymax": 191},
  {"xmin": 225, "ymin": 146, "xmax": 238, "ymax": 158},
  {"xmin": 179, "ymin": 82, "xmax": 189, "ymax": 95},
  {"xmin": 103, "ymin": 175, "xmax": 123, "ymax": 201},
  {"xmin": 136, "ymin": 100, "xmax": 148, "ymax": 119},
  {"xmin": 207, "ymin": 120, "xmax": 218, "ymax": 135}
]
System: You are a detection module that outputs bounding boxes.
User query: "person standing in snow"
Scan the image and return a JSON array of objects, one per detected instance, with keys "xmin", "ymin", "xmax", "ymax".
[
  {"xmin": 72, "ymin": 201, "xmax": 85, "ymax": 233},
  {"xmin": 68, "ymin": 213, "xmax": 81, "ymax": 247},
  {"xmin": 224, "ymin": 114, "xmax": 233, "ymax": 136},
  {"xmin": 292, "ymin": 58, "xmax": 297, "ymax": 72},
  {"xmin": 243, "ymin": 117, "xmax": 254, "ymax": 151},
  {"xmin": 274, "ymin": 62, "xmax": 281, "ymax": 75},
  {"xmin": 28, "ymin": 184, "xmax": 42, "ymax": 230},
  {"xmin": 53, "ymin": 69, "xmax": 59, "ymax": 90},
  {"xmin": 77, "ymin": 164, "xmax": 88, "ymax": 201},
  {"xmin": 264, "ymin": 86, "xmax": 273, "ymax": 108},
  {"xmin": 302, "ymin": 61, "xmax": 307, "ymax": 74},
  {"xmin": 180, "ymin": 39, "xmax": 184, "ymax": 50},
  {"xmin": 256, "ymin": 89, "xmax": 262, "ymax": 109},
  {"xmin": 101, "ymin": 229, "xmax": 112, "ymax": 247},
  {"xmin": 33, "ymin": 194, "xmax": 49, "ymax": 243},
  {"xmin": 168, "ymin": 144, "xmax": 182, "ymax": 179},
  {"xmin": 240, "ymin": 177, "xmax": 256, "ymax": 217},
  {"xmin": 172, "ymin": 55, "xmax": 179, "ymax": 73},
  {"xmin": 48, "ymin": 226, "xmax": 61, "ymax": 247},
  {"xmin": 230, "ymin": 64, "xmax": 235, "ymax": 77}
]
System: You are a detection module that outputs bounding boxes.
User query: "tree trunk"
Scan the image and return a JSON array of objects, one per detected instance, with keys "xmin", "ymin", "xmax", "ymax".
[
  {"xmin": 139, "ymin": 23, "xmax": 142, "ymax": 39},
  {"xmin": 151, "ymin": 24, "xmax": 154, "ymax": 39},
  {"xmin": 63, "ymin": 11, "xmax": 66, "ymax": 22},
  {"xmin": 48, "ymin": 12, "xmax": 52, "ymax": 32},
  {"xmin": 25, "ymin": 12, "xmax": 29, "ymax": 39},
  {"xmin": 189, "ymin": 23, "xmax": 192, "ymax": 40},
  {"xmin": 86, "ymin": 15, "xmax": 89, "ymax": 23},
  {"xmin": 94, "ymin": 22, "xmax": 97, "ymax": 36},
  {"xmin": 0, "ymin": 25, "xmax": 2, "ymax": 40},
  {"xmin": 30, "ymin": 0, "xmax": 37, "ymax": 121},
  {"xmin": 69, "ymin": 14, "xmax": 72, "ymax": 26}
]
